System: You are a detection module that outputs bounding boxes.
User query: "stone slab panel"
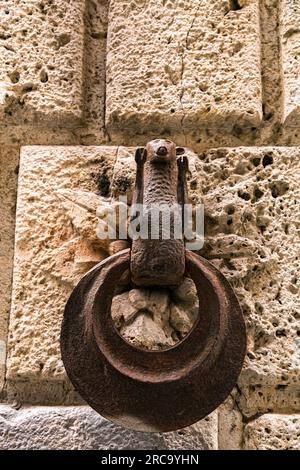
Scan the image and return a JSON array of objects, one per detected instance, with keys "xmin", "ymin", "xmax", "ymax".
[
  {"xmin": 0, "ymin": 406, "xmax": 217, "ymax": 450},
  {"xmin": 7, "ymin": 145, "xmax": 300, "ymax": 421},
  {"xmin": 0, "ymin": 1, "xmax": 85, "ymax": 127},
  {"xmin": 244, "ymin": 414, "xmax": 300, "ymax": 450},
  {"xmin": 7, "ymin": 146, "xmax": 118, "ymax": 398},
  {"xmin": 106, "ymin": 0, "xmax": 262, "ymax": 136},
  {"xmin": 0, "ymin": 147, "xmax": 19, "ymax": 391},
  {"xmin": 280, "ymin": 0, "xmax": 300, "ymax": 127},
  {"xmin": 218, "ymin": 396, "xmax": 243, "ymax": 450},
  {"xmin": 199, "ymin": 147, "xmax": 300, "ymax": 417}
]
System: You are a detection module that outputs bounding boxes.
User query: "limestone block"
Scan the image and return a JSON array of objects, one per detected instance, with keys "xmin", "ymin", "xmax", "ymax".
[
  {"xmin": 7, "ymin": 145, "xmax": 299, "ymax": 420},
  {"xmin": 199, "ymin": 147, "xmax": 300, "ymax": 417},
  {"xmin": 280, "ymin": 0, "xmax": 300, "ymax": 127},
  {"xmin": 0, "ymin": 147, "xmax": 19, "ymax": 391},
  {"xmin": 0, "ymin": 1, "xmax": 85, "ymax": 127},
  {"xmin": 106, "ymin": 0, "xmax": 262, "ymax": 136},
  {"xmin": 244, "ymin": 414, "xmax": 300, "ymax": 450},
  {"xmin": 164, "ymin": 412, "xmax": 218, "ymax": 450},
  {"xmin": 218, "ymin": 395, "xmax": 243, "ymax": 450},
  {"xmin": 7, "ymin": 146, "xmax": 118, "ymax": 401},
  {"xmin": 0, "ymin": 405, "xmax": 218, "ymax": 450},
  {"xmin": 112, "ymin": 282, "xmax": 198, "ymax": 350}
]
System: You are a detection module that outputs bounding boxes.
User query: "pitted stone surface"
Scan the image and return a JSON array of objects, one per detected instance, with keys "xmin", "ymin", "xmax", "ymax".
[
  {"xmin": 5, "ymin": 143, "xmax": 300, "ymax": 455},
  {"xmin": 0, "ymin": 1, "xmax": 85, "ymax": 127},
  {"xmin": 1, "ymin": 0, "xmax": 299, "ymax": 452},
  {"xmin": 280, "ymin": 0, "xmax": 300, "ymax": 127},
  {"xmin": 7, "ymin": 146, "xmax": 117, "ymax": 398},
  {"xmin": 7, "ymin": 145, "xmax": 300, "ymax": 417},
  {"xmin": 0, "ymin": 406, "xmax": 217, "ymax": 450},
  {"xmin": 199, "ymin": 147, "xmax": 300, "ymax": 417},
  {"xmin": 106, "ymin": 0, "xmax": 262, "ymax": 136},
  {"xmin": 0, "ymin": 147, "xmax": 19, "ymax": 391},
  {"xmin": 243, "ymin": 414, "xmax": 300, "ymax": 450},
  {"xmin": 111, "ymin": 279, "xmax": 199, "ymax": 351}
]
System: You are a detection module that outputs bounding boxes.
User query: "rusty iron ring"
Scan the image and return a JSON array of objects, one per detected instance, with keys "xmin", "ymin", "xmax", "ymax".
[{"xmin": 61, "ymin": 248, "xmax": 246, "ymax": 432}]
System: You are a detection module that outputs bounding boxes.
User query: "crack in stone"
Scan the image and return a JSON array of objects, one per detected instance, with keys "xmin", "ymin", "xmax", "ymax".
[
  {"xmin": 179, "ymin": 4, "xmax": 200, "ymax": 144},
  {"xmin": 233, "ymin": 383, "xmax": 269, "ymax": 429},
  {"xmin": 242, "ymin": 411, "xmax": 266, "ymax": 424},
  {"xmin": 230, "ymin": 384, "xmax": 269, "ymax": 441}
]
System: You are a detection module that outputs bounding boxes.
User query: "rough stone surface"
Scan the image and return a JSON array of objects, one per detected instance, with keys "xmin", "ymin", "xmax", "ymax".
[
  {"xmin": 81, "ymin": 0, "xmax": 108, "ymax": 143},
  {"xmin": 0, "ymin": 147, "xmax": 19, "ymax": 392},
  {"xmin": 218, "ymin": 395, "xmax": 243, "ymax": 450},
  {"xmin": 280, "ymin": 0, "xmax": 300, "ymax": 127},
  {"xmin": 6, "ymin": 146, "xmax": 118, "ymax": 402},
  {"xmin": 0, "ymin": 405, "xmax": 217, "ymax": 450},
  {"xmin": 0, "ymin": 0, "xmax": 109, "ymax": 146},
  {"xmin": 112, "ymin": 279, "xmax": 198, "ymax": 350},
  {"xmin": 7, "ymin": 145, "xmax": 300, "ymax": 419},
  {"xmin": 164, "ymin": 412, "xmax": 218, "ymax": 450},
  {"xmin": 0, "ymin": 0, "xmax": 299, "ymax": 452},
  {"xmin": 0, "ymin": 1, "xmax": 86, "ymax": 127},
  {"xmin": 1, "ymin": 2, "xmax": 300, "ymax": 150},
  {"xmin": 106, "ymin": 0, "xmax": 262, "ymax": 137},
  {"xmin": 244, "ymin": 414, "xmax": 300, "ymax": 450},
  {"xmin": 110, "ymin": 146, "xmax": 136, "ymax": 203},
  {"xmin": 199, "ymin": 147, "xmax": 300, "ymax": 417}
]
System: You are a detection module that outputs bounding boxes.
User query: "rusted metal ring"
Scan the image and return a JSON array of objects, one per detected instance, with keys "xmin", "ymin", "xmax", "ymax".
[{"xmin": 61, "ymin": 248, "xmax": 246, "ymax": 432}]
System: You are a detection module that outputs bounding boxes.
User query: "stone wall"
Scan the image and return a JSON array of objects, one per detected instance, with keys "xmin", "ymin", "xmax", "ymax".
[{"xmin": 0, "ymin": 0, "xmax": 299, "ymax": 450}]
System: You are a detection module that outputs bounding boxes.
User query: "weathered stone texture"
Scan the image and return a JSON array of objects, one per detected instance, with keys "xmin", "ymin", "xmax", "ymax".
[
  {"xmin": 0, "ymin": 1, "xmax": 85, "ymax": 127},
  {"xmin": 199, "ymin": 147, "xmax": 300, "ymax": 417},
  {"xmin": 7, "ymin": 145, "xmax": 300, "ymax": 424},
  {"xmin": 106, "ymin": 0, "xmax": 261, "ymax": 137},
  {"xmin": 110, "ymin": 146, "xmax": 136, "ymax": 203},
  {"xmin": 0, "ymin": 1, "xmax": 109, "ymax": 146},
  {"xmin": 0, "ymin": 0, "xmax": 299, "ymax": 452},
  {"xmin": 0, "ymin": 406, "xmax": 217, "ymax": 450},
  {"xmin": 81, "ymin": 0, "xmax": 108, "ymax": 143},
  {"xmin": 0, "ymin": 147, "xmax": 19, "ymax": 391},
  {"xmin": 244, "ymin": 414, "xmax": 300, "ymax": 450},
  {"xmin": 218, "ymin": 395, "xmax": 243, "ymax": 450},
  {"xmin": 112, "ymin": 279, "xmax": 198, "ymax": 351},
  {"xmin": 280, "ymin": 0, "xmax": 300, "ymax": 127},
  {"xmin": 106, "ymin": 0, "xmax": 262, "ymax": 136},
  {"xmin": 7, "ymin": 146, "xmax": 117, "ymax": 399}
]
